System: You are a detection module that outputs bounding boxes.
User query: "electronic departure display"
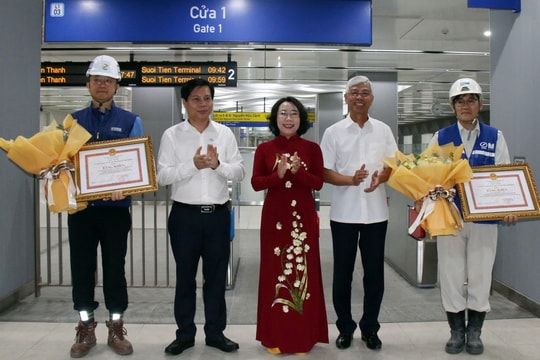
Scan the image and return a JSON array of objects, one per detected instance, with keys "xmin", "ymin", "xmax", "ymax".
[{"xmin": 40, "ymin": 62, "xmax": 237, "ymax": 87}]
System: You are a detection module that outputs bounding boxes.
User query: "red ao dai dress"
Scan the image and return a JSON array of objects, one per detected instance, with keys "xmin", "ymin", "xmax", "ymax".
[{"xmin": 251, "ymin": 135, "xmax": 329, "ymax": 354}]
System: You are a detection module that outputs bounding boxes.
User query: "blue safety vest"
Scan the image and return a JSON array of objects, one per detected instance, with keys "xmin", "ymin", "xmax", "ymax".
[
  {"xmin": 438, "ymin": 122, "xmax": 499, "ymax": 224},
  {"xmin": 72, "ymin": 102, "xmax": 138, "ymax": 207}
]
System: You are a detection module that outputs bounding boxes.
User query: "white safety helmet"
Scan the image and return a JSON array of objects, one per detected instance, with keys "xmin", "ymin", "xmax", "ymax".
[
  {"xmin": 86, "ymin": 55, "xmax": 121, "ymax": 80},
  {"xmin": 449, "ymin": 78, "xmax": 482, "ymax": 102}
]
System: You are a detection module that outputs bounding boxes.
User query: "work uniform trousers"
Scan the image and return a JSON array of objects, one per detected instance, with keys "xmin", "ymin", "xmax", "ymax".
[
  {"xmin": 437, "ymin": 222, "xmax": 497, "ymax": 313},
  {"xmin": 330, "ymin": 220, "xmax": 387, "ymax": 334},
  {"xmin": 68, "ymin": 206, "xmax": 131, "ymax": 313},
  {"xmin": 168, "ymin": 202, "xmax": 231, "ymax": 342}
]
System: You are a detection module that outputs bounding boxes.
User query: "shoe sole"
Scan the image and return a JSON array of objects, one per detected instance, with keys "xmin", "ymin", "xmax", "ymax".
[
  {"xmin": 466, "ymin": 346, "xmax": 484, "ymax": 355},
  {"xmin": 70, "ymin": 343, "xmax": 96, "ymax": 358},
  {"xmin": 70, "ymin": 352, "xmax": 91, "ymax": 359},
  {"xmin": 206, "ymin": 343, "xmax": 239, "ymax": 352},
  {"xmin": 108, "ymin": 346, "xmax": 134, "ymax": 356},
  {"xmin": 445, "ymin": 347, "xmax": 464, "ymax": 354},
  {"xmin": 164, "ymin": 341, "xmax": 194, "ymax": 355}
]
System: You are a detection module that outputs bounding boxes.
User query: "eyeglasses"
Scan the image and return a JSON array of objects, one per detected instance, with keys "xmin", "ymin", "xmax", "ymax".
[
  {"xmin": 454, "ymin": 97, "xmax": 478, "ymax": 106},
  {"xmin": 90, "ymin": 77, "xmax": 117, "ymax": 86},
  {"xmin": 348, "ymin": 91, "xmax": 372, "ymax": 98},
  {"xmin": 278, "ymin": 110, "xmax": 299, "ymax": 118}
]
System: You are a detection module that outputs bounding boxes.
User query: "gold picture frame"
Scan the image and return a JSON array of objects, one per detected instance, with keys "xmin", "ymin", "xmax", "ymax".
[
  {"xmin": 73, "ymin": 136, "xmax": 158, "ymax": 201},
  {"xmin": 457, "ymin": 163, "xmax": 540, "ymax": 221}
]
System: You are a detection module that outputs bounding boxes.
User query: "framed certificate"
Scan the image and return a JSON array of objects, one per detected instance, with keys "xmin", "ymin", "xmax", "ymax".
[
  {"xmin": 73, "ymin": 136, "xmax": 158, "ymax": 201},
  {"xmin": 457, "ymin": 163, "xmax": 540, "ymax": 221}
]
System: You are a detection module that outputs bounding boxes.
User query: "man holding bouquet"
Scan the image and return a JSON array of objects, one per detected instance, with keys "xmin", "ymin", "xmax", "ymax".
[
  {"xmin": 320, "ymin": 75, "xmax": 398, "ymax": 351},
  {"xmin": 428, "ymin": 78, "xmax": 517, "ymax": 355}
]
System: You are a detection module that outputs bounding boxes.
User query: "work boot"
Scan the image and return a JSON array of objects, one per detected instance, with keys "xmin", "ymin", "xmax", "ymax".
[
  {"xmin": 70, "ymin": 321, "xmax": 97, "ymax": 358},
  {"xmin": 106, "ymin": 319, "xmax": 133, "ymax": 355},
  {"xmin": 466, "ymin": 310, "xmax": 486, "ymax": 355},
  {"xmin": 445, "ymin": 311, "xmax": 465, "ymax": 354}
]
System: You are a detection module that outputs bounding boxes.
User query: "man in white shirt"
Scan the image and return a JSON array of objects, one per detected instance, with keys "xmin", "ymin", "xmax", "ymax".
[
  {"xmin": 320, "ymin": 75, "xmax": 398, "ymax": 351},
  {"xmin": 157, "ymin": 78, "xmax": 245, "ymax": 355}
]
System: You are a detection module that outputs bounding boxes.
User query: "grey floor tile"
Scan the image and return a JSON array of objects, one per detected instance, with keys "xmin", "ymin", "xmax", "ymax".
[{"xmin": 1, "ymin": 205, "xmax": 538, "ymax": 359}]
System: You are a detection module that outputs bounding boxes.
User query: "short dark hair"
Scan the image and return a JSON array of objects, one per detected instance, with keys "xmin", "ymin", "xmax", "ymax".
[
  {"xmin": 267, "ymin": 97, "xmax": 310, "ymax": 137},
  {"xmin": 180, "ymin": 78, "xmax": 215, "ymax": 100}
]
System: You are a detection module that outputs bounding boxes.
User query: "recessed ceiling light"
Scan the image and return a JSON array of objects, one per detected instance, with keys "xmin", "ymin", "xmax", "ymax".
[{"xmin": 484, "ymin": 30, "xmax": 492, "ymax": 37}]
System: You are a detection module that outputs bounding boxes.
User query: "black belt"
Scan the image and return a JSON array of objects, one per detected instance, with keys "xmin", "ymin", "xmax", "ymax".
[{"xmin": 173, "ymin": 201, "xmax": 229, "ymax": 214}]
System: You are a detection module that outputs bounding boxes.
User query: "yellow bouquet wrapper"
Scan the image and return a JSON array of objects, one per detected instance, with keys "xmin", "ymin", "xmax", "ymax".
[
  {"xmin": 384, "ymin": 143, "xmax": 473, "ymax": 237},
  {"xmin": 0, "ymin": 115, "xmax": 91, "ymax": 213}
]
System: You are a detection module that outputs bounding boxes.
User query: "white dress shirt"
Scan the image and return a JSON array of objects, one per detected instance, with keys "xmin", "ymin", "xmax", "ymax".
[
  {"xmin": 320, "ymin": 115, "xmax": 398, "ymax": 224},
  {"xmin": 157, "ymin": 120, "xmax": 245, "ymax": 205}
]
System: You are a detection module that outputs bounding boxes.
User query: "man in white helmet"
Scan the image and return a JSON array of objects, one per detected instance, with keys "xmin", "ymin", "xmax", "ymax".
[
  {"xmin": 427, "ymin": 78, "xmax": 517, "ymax": 355},
  {"xmin": 67, "ymin": 55, "xmax": 143, "ymax": 358}
]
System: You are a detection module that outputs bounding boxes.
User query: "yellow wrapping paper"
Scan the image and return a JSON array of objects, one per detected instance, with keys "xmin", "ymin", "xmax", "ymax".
[
  {"xmin": 0, "ymin": 115, "xmax": 91, "ymax": 213},
  {"xmin": 384, "ymin": 143, "xmax": 473, "ymax": 237}
]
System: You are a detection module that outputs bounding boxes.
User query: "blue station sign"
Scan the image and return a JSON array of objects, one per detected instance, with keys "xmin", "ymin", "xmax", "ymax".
[
  {"xmin": 468, "ymin": 0, "xmax": 520, "ymax": 12},
  {"xmin": 44, "ymin": 0, "xmax": 372, "ymax": 46}
]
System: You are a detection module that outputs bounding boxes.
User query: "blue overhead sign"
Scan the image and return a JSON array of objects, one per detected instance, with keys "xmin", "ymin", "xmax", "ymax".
[
  {"xmin": 468, "ymin": 0, "xmax": 520, "ymax": 12},
  {"xmin": 44, "ymin": 0, "xmax": 372, "ymax": 46}
]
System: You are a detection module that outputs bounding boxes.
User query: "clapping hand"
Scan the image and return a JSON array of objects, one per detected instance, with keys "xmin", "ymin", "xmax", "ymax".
[
  {"xmin": 290, "ymin": 152, "xmax": 301, "ymax": 174},
  {"xmin": 193, "ymin": 144, "xmax": 220, "ymax": 170},
  {"xmin": 352, "ymin": 164, "xmax": 369, "ymax": 186}
]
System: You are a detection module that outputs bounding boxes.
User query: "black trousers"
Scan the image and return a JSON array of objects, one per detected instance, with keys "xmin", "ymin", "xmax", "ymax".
[
  {"xmin": 168, "ymin": 202, "xmax": 231, "ymax": 341},
  {"xmin": 330, "ymin": 220, "xmax": 387, "ymax": 334},
  {"xmin": 68, "ymin": 206, "xmax": 131, "ymax": 313}
]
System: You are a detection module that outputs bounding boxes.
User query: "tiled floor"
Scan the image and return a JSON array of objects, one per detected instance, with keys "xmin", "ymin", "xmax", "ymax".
[
  {"xmin": 2, "ymin": 206, "xmax": 540, "ymax": 359},
  {"xmin": 2, "ymin": 319, "xmax": 540, "ymax": 359}
]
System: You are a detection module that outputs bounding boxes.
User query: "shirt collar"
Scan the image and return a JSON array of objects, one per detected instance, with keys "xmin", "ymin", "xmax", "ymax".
[
  {"xmin": 345, "ymin": 114, "xmax": 371, "ymax": 129},
  {"xmin": 457, "ymin": 119, "xmax": 480, "ymax": 135},
  {"xmin": 182, "ymin": 118, "xmax": 218, "ymax": 134}
]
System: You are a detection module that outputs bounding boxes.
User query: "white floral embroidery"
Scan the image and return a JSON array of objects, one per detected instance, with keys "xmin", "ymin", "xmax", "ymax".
[{"xmin": 272, "ymin": 198, "xmax": 310, "ymax": 314}]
